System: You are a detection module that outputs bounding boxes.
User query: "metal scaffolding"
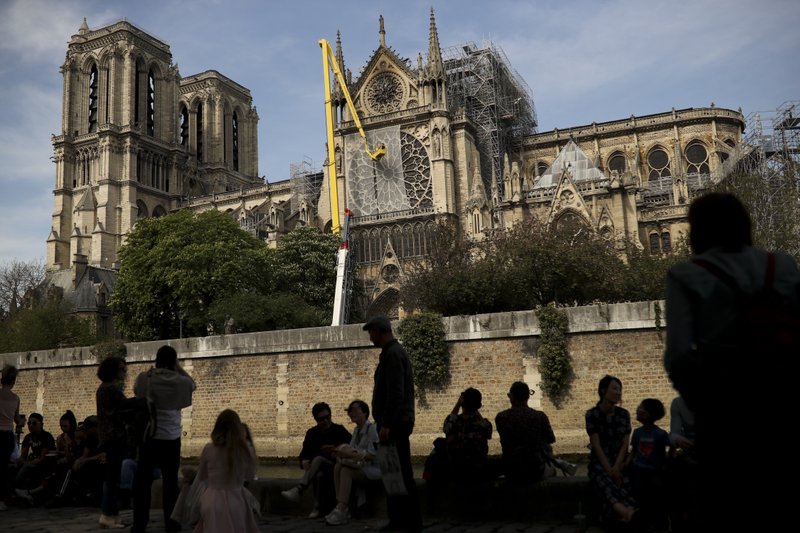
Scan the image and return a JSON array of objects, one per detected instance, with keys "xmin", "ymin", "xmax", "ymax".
[
  {"xmin": 442, "ymin": 40, "xmax": 537, "ymax": 197},
  {"xmin": 723, "ymin": 100, "xmax": 800, "ymax": 183},
  {"xmin": 289, "ymin": 157, "xmax": 324, "ymax": 216}
]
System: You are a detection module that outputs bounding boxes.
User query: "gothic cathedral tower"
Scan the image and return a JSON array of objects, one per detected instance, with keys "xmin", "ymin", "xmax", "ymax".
[{"xmin": 48, "ymin": 19, "xmax": 260, "ymax": 272}]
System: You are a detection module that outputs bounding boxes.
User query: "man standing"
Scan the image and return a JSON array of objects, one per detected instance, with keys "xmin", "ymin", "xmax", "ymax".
[
  {"xmin": 495, "ymin": 381, "xmax": 555, "ymax": 484},
  {"xmin": 364, "ymin": 315, "xmax": 422, "ymax": 533},
  {"xmin": 132, "ymin": 345, "xmax": 195, "ymax": 533}
]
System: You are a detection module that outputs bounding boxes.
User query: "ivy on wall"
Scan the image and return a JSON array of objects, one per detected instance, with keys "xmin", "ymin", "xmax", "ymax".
[
  {"xmin": 536, "ymin": 304, "xmax": 572, "ymax": 407},
  {"xmin": 397, "ymin": 312, "xmax": 450, "ymax": 406}
]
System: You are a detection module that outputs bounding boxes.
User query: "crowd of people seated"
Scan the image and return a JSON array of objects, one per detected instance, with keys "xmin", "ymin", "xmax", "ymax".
[{"xmin": 3, "ymin": 364, "xmax": 692, "ymax": 532}]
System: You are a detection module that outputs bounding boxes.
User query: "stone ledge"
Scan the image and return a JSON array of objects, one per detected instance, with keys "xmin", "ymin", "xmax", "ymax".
[{"xmin": 0, "ymin": 301, "xmax": 662, "ymax": 370}]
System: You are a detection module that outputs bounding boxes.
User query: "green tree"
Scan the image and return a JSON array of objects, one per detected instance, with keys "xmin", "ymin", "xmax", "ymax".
[
  {"xmin": 272, "ymin": 226, "xmax": 341, "ymax": 310},
  {"xmin": 402, "ymin": 218, "xmax": 629, "ymax": 316},
  {"xmin": 714, "ymin": 171, "xmax": 800, "ymax": 260},
  {"xmin": 622, "ymin": 237, "xmax": 690, "ymax": 302},
  {"xmin": 0, "ymin": 297, "xmax": 95, "ymax": 352},
  {"xmin": 110, "ymin": 210, "xmax": 270, "ymax": 340}
]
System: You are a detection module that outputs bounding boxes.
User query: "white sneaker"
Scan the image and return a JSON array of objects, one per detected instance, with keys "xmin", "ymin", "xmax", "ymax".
[
  {"xmin": 308, "ymin": 508, "xmax": 321, "ymax": 518},
  {"xmin": 555, "ymin": 458, "xmax": 578, "ymax": 476},
  {"xmin": 0, "ymin": 500, "xmax": 8, "ymax": 511},
  {"xmin": 281, "ymin": 485, "xmax": 302, "ymax": 502},
  {"xmin": 14, "ymin": 489, "xmax": 34, "ymax": 505},
  {"xmin": 325, "ymin": 507, "xmax": 349, "ymax": 525},
  {"xmin": 98, "ymin": 514, "xmax": 125, "ymax": 529}
]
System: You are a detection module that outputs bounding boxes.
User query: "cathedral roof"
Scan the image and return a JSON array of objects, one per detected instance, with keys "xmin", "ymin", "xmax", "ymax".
[
  {"xmin": 350, "ymin": 17, "xmax": 416, "ymax": 96},
  {"xmin": 533, "ymin": 139, "xmax": 608, "ymax": 189}
]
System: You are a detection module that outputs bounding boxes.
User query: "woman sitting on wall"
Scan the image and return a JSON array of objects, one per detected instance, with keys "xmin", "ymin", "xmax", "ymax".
[
  {"xmin": 585, "ymin": 375, "xmax": 639, "ymax": 527},
  {"xmin": 324, "ymin": 400, "xmax": 381, "ymax": 526}
]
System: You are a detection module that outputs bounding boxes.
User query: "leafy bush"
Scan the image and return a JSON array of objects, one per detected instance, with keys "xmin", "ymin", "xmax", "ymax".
[
  {"xmin": 397, "ymin": 312, "xmax": 450, "ymax": 405},
  {"xmin": 536, "ymin": 304, "xmax": 572, "ymax": 407}
]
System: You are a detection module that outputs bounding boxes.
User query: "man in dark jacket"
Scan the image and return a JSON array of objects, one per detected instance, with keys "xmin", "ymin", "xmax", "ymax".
[
  {"xmin": 365, "ymin": 315, "xmax": 422, "ymax": 533},
  {"xmin": 281, "ymin": 402, "xmax": 351, "ymax": 517}
]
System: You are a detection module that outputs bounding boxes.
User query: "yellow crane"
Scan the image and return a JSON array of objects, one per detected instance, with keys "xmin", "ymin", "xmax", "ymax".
[
  {"xmin": 319, "ymin": 38, "xmax": 386, "ymax": 325},
  {"xmin": 319, "ymin": 38, "xmax": 386, "ymax": 235}
]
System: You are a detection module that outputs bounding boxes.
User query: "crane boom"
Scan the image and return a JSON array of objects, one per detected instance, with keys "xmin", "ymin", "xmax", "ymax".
[
  {"xmin": 319, "ymin": 38, "xmax": 385, "ymax": 235},
  {"xmin": 320, "ymin": 38, "xmax": 385, "ymax": 326}
]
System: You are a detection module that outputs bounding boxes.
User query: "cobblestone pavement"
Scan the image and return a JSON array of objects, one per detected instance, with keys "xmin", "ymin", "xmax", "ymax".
[{"xmin": 0, "ymin": 506, "xmax": 603, "ymax": 532}]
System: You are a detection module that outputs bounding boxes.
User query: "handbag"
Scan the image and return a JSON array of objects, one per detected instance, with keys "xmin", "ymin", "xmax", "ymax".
[{"xmin": 376, "ymin": 443, "xmax": 407, "ymax": 496}]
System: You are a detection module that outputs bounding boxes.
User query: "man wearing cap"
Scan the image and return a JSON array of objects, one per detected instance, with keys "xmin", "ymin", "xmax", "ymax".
[
  {"xmin": 363, "ymin": 315, "xmax": 422, "ymax": 533},
  {"xmin": 495, "ymin": 381, "xmax": 556, "ymax": 484}
]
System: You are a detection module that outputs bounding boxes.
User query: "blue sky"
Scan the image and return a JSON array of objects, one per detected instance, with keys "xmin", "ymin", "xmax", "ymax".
[{"xmin": 1, "ymin": 0, "xmax": 798, "ymax": 265}]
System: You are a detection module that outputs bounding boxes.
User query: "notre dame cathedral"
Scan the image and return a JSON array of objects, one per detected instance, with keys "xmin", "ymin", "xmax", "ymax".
[{"xmin": 46, "ymin": 13, "xmax": 745, "ymax": 323}]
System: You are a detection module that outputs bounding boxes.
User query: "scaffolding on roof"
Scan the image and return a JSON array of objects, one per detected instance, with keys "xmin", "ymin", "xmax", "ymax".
[
  {"xmin": 720, "ymin": 100, "xmax": 800, "ymax": 183},
  {"xmin": 739, "ymin": 101, "xmax": 799, "ymax": 182},
  {"xmin": 442, "ymin": 40, "xmax": 538, "ymax": 198},
  {"xmin": 289, "ymin": 157, "xmax": 324, "ymax": 216}
]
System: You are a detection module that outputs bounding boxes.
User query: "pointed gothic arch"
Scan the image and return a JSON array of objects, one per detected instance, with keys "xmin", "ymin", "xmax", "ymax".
[
  {"xmin": 553, "ymin": 208, "xmax": 591, "ymax": 233},
  {"xmin": 136, "ymin": 199, "xmax": 149, "ymax": 220},
  {"xmin": 367, "ymin": 288, "xmax": 401, "ymax": 320},
  {"xmin": 231, "ymin": 107, "xmax": 241, "ymax": 172},
  {"xmin": 88, "ymin": 63, "xmax": 99, "ymax": 133}
]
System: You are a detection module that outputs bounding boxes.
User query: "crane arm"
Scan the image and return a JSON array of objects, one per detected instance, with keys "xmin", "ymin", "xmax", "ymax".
[{"xmin": 319, "ymin": 38, "xmax": 385, "ymax": 235}]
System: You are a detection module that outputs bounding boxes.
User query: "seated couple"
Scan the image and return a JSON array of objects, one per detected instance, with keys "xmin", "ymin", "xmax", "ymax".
[{"xmin": 281, "ymin": 400, "xmax": 381, "ymax": 525}]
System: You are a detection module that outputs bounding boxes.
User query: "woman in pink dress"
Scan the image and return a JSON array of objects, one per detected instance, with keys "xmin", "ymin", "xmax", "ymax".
[{"xmin": 194, "ymin": 409, "xmax": 258, "ymax": 533}]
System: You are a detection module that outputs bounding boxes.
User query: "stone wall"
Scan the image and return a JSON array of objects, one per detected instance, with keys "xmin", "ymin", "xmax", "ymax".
[{"xmin": 0, "ymin": 301, "xmax": 674, "ymax": 457}]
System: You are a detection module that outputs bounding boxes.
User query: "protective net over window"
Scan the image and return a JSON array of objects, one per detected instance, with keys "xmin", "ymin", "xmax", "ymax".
[{"xmin": 346, "ymin": 125, "xmax": 431, "ymax": 217}]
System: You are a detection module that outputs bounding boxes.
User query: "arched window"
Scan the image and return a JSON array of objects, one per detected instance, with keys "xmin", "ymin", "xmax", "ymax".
[
  {"xmin": 607, "ymin": 151, "xmax": 626, "ymax": 174},
  {"xmin": 661, "ymin": 232, "xmax": 672, "ymax": 253},
  {"xmin": 685, "ymin": 142, "xmax": 709, "ymax": 175},
  {"xmin": 649, "ymin": 233, "xmax": 660, "ymax": 254},
  {"xmin": 536, "ymin": 161, "xmax": 549, "ymax": 177},
  {"xmin": 88, "ymin": 64, "xmax": 98, "ymax": 132},
  {"xmin": 136, "ymin": 200, "xmax": 148, "ymax": 219},
  {"xmin": 232, "ymin": 111, "xmax": 239, "ymax": 171},
  {"xmin": 196, "ymin": 103, "xmax": 204, "ymax": 162},
  {"xmin": 147, "ymin": 69, "xmax": 155, "ymax": 136},
  {"xmin": 554, "ymin": 211, "xmax": 588, "ymax": 234},
  {"xmin": 134, "ymin": 60, "xmax": 144, "ymax": 127},
  {"xmin": 647, "ymin": 147, "xmax": 671, "ymax": 180},
  {"xmin": 179, "ymin": 106, "xmax": 189, "ymax": 146},
  {"xmin": 152, "ymin": 205, "xmax": 167, "ymax": 217}
]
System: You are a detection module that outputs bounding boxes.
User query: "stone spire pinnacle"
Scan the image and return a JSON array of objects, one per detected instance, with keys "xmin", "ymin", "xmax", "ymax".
[
  {"xmin": 427, "ymin": 7, "xmax": 444, "ymax": 77},
  {"xmin": 78, "ymin": 17, "xmax": 89, "ymax": 35},
  {"xmin": 379, "ymin": 15, "xmax": 386, "ymax": 47},
  {"xmin": 335, "ymin": 30, "xmax": 346, "ymax": 72},
  {"xmin": 333, "ymin": 30, "xmax": 346, "ymax": 96}
]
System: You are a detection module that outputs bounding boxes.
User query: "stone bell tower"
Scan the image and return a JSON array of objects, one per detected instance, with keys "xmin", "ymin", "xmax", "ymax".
[{"xmin": 47, "ymin": 19, "xmax": 260, "ymax": 272}]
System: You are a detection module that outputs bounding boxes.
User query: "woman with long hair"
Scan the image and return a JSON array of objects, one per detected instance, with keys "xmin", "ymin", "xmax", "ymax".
[
  {"xmin": 194, "ymin": 409, "xmax": 258, "ymax": 533},
  {"xmin": 57, "ymin": 410, "xmax": 79, "ymax": 463}
]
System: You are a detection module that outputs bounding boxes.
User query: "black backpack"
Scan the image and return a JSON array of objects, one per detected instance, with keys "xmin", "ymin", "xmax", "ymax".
[{"xmin": 692, "ymin": 253, "xmax": 800, "ymax": 359}]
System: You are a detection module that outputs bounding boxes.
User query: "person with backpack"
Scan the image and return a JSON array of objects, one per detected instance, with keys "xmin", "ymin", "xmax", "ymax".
[
  {"xmin": 131, "ymin": 345, "xmax": 195, "ymax": 533},
  {"xmin": 664, "ymin": 192, "xmax": 800, "ymax": 532}
]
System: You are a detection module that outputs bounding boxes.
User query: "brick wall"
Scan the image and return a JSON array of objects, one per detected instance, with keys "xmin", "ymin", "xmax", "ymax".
[{"xmin": 0, "ymin": 302, "xmax": 676, "ymax": 457}]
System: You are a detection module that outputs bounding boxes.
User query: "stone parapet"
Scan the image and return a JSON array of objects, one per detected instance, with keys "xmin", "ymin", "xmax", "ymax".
[{"xmin": 0, "ymin": 301, "xmax": 670, "ymax": 458}]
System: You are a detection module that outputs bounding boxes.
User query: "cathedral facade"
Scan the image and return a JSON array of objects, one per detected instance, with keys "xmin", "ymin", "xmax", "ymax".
[{"xmin": 47, "ymin": 15, "xmax": 745, "ymax": 321}]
